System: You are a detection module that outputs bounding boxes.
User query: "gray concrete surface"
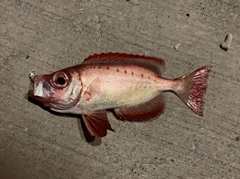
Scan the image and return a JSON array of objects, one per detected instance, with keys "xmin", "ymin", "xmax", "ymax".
[{"xmin": 0, "ymin": 0, "xmax": 240, "ymax": 178}]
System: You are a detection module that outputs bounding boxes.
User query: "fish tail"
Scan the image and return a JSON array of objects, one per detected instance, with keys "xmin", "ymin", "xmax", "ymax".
[{"xmin": 174, "ymin": 65, "xmax": 212, "ymax": 116}]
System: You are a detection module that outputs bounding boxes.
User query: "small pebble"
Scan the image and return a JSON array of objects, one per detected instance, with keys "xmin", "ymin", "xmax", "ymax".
[
  {"xmin": 174, "ymin": 43, "xmax": 181, "ymax": 51},
  {"xmin": 192, "ymin": 143, "xmax": 197, "ymax": 150},
  {"xmin": 220, "ymin": 33, "xmax": 233, "ymax": 51}
]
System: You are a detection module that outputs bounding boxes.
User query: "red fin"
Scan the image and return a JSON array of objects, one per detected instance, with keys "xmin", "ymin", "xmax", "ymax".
[
  {"xmin": 175, "ymin": 66, "xmax": 212, "ymax": 116},
  {"xmin": 83, "ymin": 52, "xmax": 166, "ymax": 75},
  {"xmin": 82, "ymin": 111, "xmax": 114, "ymax": 137},
  {"xmin": 114, "ymin": 93, "xmax": 165, "ymax": 121},
  {"xmin": 79, "ymin": 118, "xmax": 95, "ymax": 142}
]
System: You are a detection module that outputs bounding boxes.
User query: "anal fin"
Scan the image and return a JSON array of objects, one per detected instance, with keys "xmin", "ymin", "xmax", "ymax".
[
  {"xmin": 114, "ymin": 93, "xmax": 165, "ymax": 121},
  {"xmin": 82, "ymin": 110, "xmax": 114, "ymax": 137}
]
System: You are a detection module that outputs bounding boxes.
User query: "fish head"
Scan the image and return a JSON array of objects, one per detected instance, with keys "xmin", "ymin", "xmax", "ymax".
[{"xmin": 28, "ymin": 70, "xmax": 82, "ymax": 111}]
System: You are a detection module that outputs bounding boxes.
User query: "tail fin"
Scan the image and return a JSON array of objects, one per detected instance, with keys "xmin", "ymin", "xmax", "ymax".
[{"xmin": 174, "ymin": 66, "xmax": 212, "ymax": 116}]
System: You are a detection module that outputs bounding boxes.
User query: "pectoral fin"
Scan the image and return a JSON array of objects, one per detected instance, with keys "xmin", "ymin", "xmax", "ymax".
[{"xmin": 82, "ymin": 111, "xmax": 114, "ymax": 137}]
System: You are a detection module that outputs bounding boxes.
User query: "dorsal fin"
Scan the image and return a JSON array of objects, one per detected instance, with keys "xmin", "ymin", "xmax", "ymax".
[
  {"xmin": 83, "ymin": 52, "xmax": 166, "ymax": 75},
  {"xmin": 114, "ymin": 93, "xmax": 165, "ymax": 121}
]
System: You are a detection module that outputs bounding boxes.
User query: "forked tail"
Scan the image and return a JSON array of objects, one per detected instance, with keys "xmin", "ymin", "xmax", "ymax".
[{"xmin": 174, "ymin": 66, "xmax": 212, "ymax": 116}]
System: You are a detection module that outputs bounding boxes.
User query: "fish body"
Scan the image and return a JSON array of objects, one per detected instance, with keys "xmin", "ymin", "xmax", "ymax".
[
  {"xmin": 69, "ymin": 64, "xmax": 175, "ymax": 113},
  {"xmin": 28, "ymin": 53, "xmax": 212, "ymax": 141}
]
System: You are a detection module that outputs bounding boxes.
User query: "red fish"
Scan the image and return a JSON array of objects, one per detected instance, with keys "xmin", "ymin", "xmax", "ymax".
[{"xmin": 28, "ymin": 53, "xmax": 212, "ymax": 142}]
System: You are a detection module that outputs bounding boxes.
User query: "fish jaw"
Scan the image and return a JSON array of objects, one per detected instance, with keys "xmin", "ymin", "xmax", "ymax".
[{"xmin": 28, "ymin": 75, "xmax": 54, "ymax": 106}]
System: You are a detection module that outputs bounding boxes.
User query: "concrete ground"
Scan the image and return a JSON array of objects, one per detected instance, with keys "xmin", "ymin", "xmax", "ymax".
[{"xmin": 1, "ymin": 0, "xmax": 240, "ymax": 178}]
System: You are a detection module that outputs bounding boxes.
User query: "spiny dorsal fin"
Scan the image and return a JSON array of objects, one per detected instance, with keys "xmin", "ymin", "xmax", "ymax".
[{"xmin": 83, "ymin": 52, "xmax": 166, "ymax": 76}]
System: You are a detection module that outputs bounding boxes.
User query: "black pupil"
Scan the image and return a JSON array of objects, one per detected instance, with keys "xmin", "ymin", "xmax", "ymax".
[{"xmin": 57, "ymin": 76, "xmax": 65, "ymax": 85}]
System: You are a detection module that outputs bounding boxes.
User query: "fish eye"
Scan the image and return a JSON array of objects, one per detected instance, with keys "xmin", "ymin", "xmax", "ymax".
[
  {"xmin": 57, "ymin": 76, "xmax": 65, "ymax": 85},
  {"xmin": 52, "ymin": 72, "xmax": 69, "ymax": 88}
]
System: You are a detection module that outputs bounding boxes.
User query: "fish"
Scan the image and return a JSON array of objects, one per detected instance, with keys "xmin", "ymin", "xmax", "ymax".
[{"xmin": 28, "ymin": 52, "xmax": 212, "ymax": 142}]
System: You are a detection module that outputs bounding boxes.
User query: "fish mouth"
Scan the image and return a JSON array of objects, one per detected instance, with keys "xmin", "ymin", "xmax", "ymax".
[
  {"xmin": 28, "ymin": 89, "xmax": 79, "ymax": 110},
  {"xmin": 28, "ymin": 89, "xmax": 53, "ymax": 104},
  {"xmin": 28, "ymin": 83, "xmax": 53, "ymax": 105},
  {"xmin": 28, "ymin": 74, "xmax": 53, "ymax": 104}
]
